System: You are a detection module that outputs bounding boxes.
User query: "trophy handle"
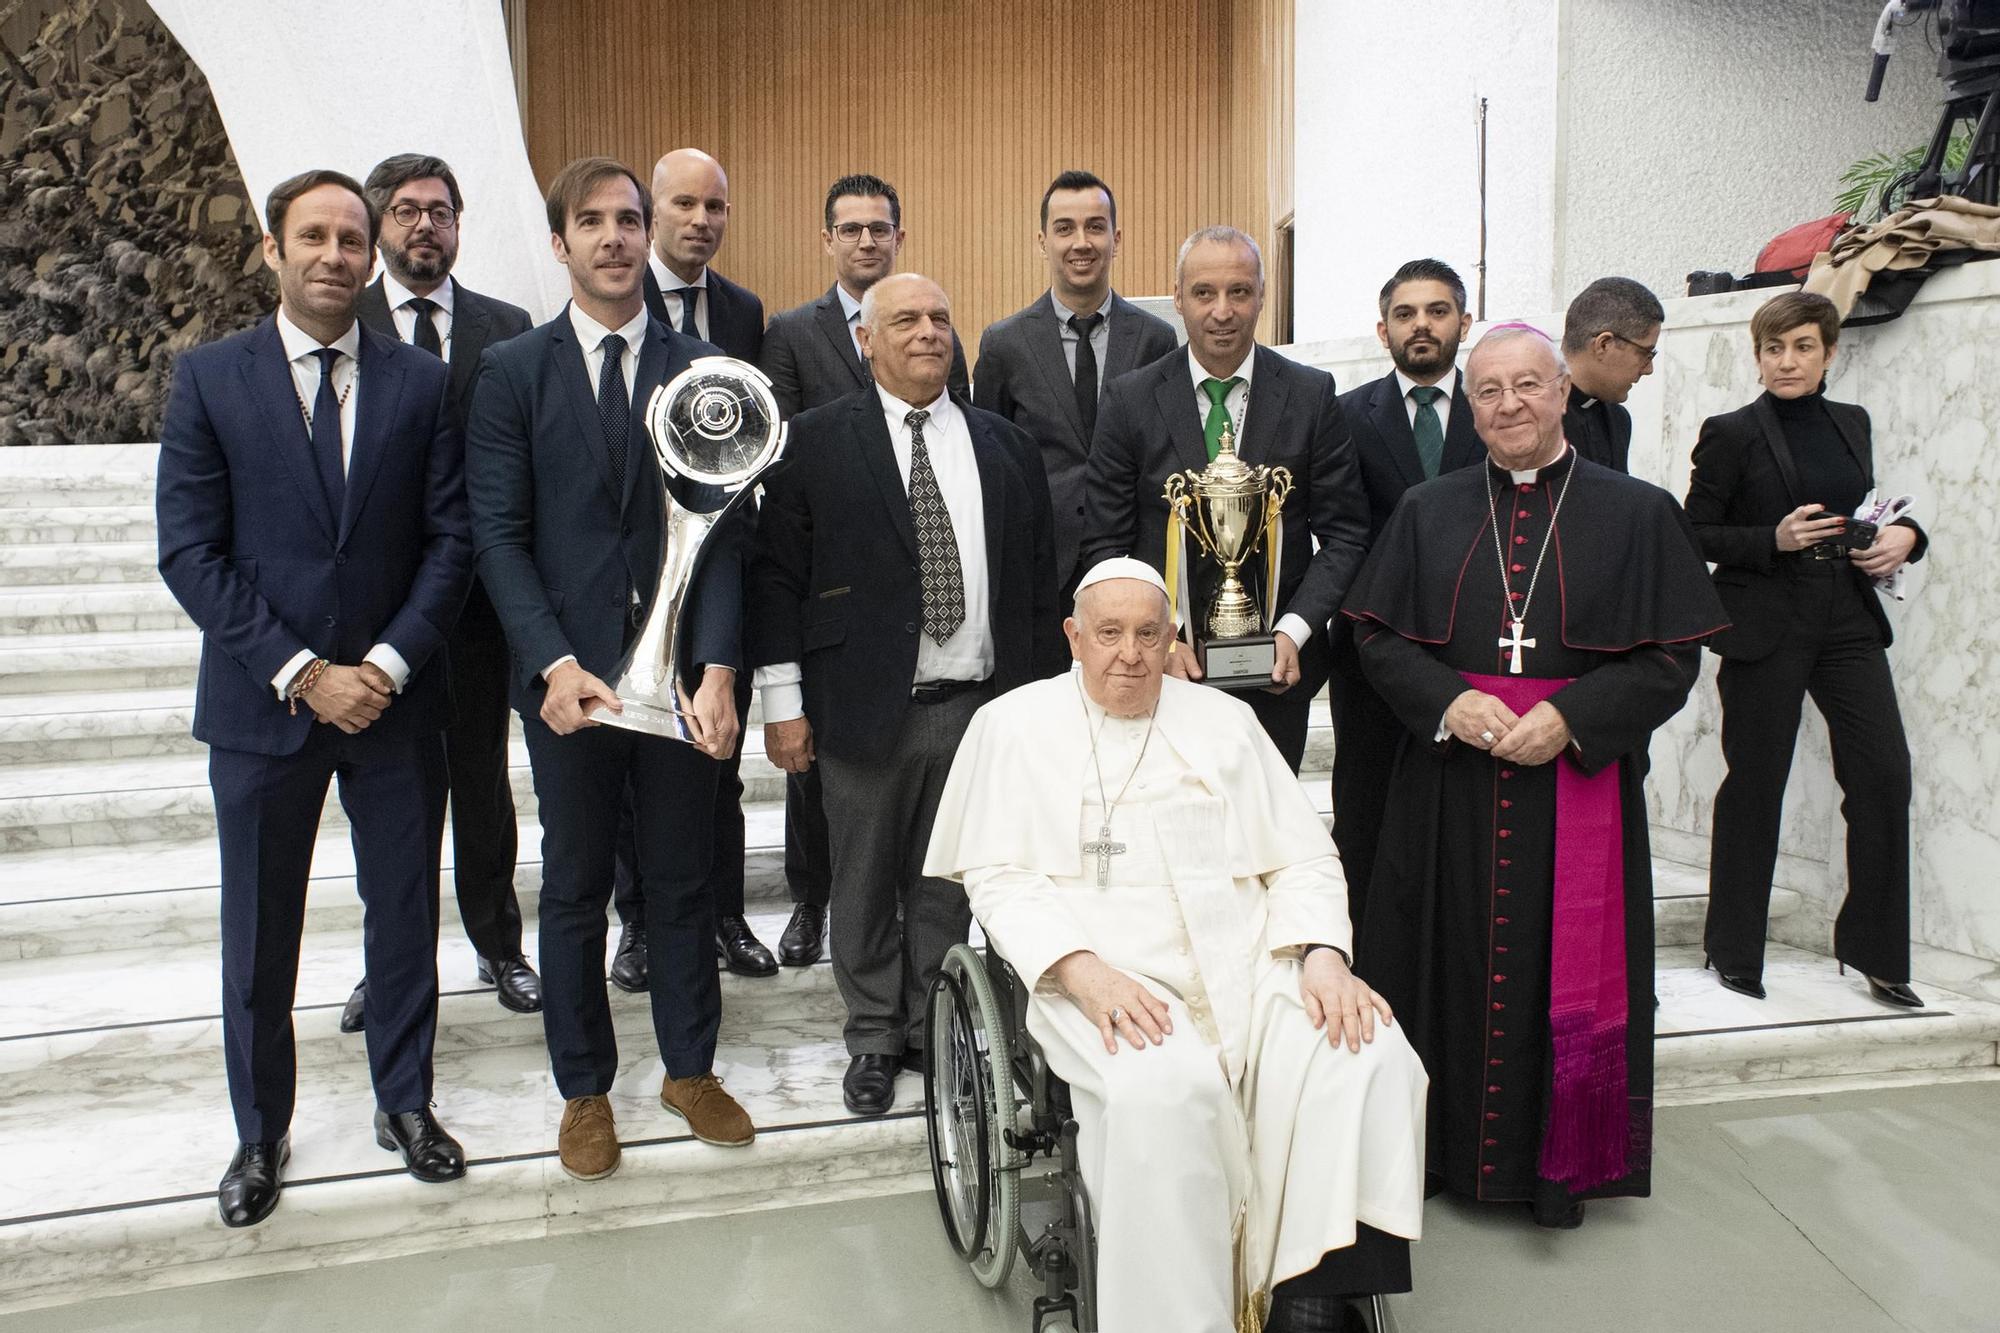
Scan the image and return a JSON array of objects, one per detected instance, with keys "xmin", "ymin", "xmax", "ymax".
[{"xmin": 1163, "ymin": 474, "xmax": 1218, "ymax": 561}]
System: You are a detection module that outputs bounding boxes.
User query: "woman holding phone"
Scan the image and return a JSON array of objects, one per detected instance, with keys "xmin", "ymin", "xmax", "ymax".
[{"xmin": 1684, "ymin": 291, "xmax": 1927, "ymax": 1007}]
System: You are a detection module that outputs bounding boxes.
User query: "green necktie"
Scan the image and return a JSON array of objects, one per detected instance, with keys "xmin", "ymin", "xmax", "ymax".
[
  {"xmin": 1202, "ymin": 376, "xmax": 1243, "ymax": 460},
  {"xmin": 1410, "ymin": 384, "xmax": 1445, "ymax": 479}
]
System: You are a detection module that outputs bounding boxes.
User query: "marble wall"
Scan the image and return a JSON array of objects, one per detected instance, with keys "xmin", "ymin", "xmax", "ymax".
[{"xmin": 1280, "ymin": 260, "xmax": 2000, "ymax": 969}]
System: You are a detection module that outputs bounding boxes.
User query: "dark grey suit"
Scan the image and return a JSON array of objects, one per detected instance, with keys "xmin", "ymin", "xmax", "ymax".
[
  {"xmin": 760, "ymin": 283, "xmax": 969, "ymax": 418},
  {"xmin": 973, "ymin": 292, "xmax": 1178, "ymax": 590}
]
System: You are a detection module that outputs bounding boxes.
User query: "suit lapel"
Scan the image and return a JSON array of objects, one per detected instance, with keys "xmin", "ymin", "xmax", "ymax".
[
  {"xmin": 966, "ymin": 404, "xmax": 1007, "ymax": 626},
  {"xmin": 1103, "ymin": 294, "xmax": 1150, "ymax": 382},
  {"xmin": 814, "ymin": 287, "xmax": 870, "ymax": 391},
  {"xmin": 626, "ymin": 320, "xmax": 677, "ymax": 511},
  {"xmin": 446, "ymin": 285, "xmax": 491, "ymax": 412},
  {"xmin": 551, "ymin": 308, "xmax": 625, "ymax": 509},
  {"xmin": 1025, "ymin": 299, "xmax": 1087, "ymax": 444},
  {"xmin": 855, "ymin": 395, "xmax": 919, "ymax": 559},
  {"xmin": 1238, "ymin": 347, "xmax": 1292, "ymax": 465},
  {"xmin": 1751, "ymin": 396, "xmax": 1805, "ymax": 505},
  {"xmin": 1150, "ymin": 358, "xmax": 1210, "ymax": 474},
  {"xmin": 340, "ymin": 324, "xmax": 404, "ymax": 543},
  {"xmin": 240, "ymin": 318, "xmax": 337, "ymax": 544},
  {"xmin": 1368, "ymin": 372, "xmax": 1426, "ymax": 490},
  {"xmin": 1441, "ymin": 371, "xmax": 1483, "ymax": 472},
  {"xmin": 356, "ymin": 281, "xmax": 393, "ymax": 338},
  {"xmin": 1826, "ymin": 400, "xmax": 1874, "ymax": 486}
]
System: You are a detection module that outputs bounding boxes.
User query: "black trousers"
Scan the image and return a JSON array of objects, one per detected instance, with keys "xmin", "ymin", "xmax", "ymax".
[
  {"xmin": 614, "ymin": 671, "xmax": 752, "ymax": 926},
  {"xmin": 442, "ymin": 583, "xmax": 524, "ymax": 961},
  {"xmin": 211, "ymin": 725, "xmax": 447, "ymax": 1142},
  {"xmin": 784, "ymin": 766, "xmax": 834, "ymax": 908},
  {"xmin": 524, "ymin": 714, "xmax": 721, "ymax": 1094},
  {"xmin": 1706, "ymin": 565, "xmax": 1913, "ymax": 981},
  {"xmin": 1327, "ymin": 635, "xmax": 1401, "ymax": 935},
  {"xmin": 1242, "ymin": 684, "xmax": 1311, "ymax": 774}
]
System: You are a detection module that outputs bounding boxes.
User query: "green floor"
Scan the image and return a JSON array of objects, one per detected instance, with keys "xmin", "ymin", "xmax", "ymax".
[{"xmin": 19, "ymin": 1080, "xmax": 2000, "ymax": 1333}]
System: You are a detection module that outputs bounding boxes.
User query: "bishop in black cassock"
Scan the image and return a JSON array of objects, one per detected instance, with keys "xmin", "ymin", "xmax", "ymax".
[{"xmin": 1340, "ymin": 325, "xmax": 1724, "ymax": 1227}]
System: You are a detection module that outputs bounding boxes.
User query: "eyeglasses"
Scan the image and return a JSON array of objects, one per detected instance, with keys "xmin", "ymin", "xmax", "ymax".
[
  {"xmin": 1611, "ymin": 332, "xmax": 1659, "ymax": 363},
  {"xmin": 831, "ymin": 221, "xmax": 896, "ymax": 245},
  {"xmin": 387, "ymin": 202, "xmax": 458, "ymax": 230},
  {"xmin": 1470, "ymin": 378, "xmax": 1557, "ymax": 406}
]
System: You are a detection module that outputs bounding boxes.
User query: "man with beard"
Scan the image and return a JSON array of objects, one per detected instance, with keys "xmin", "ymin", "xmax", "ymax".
[
  {"xmin": 1559, "ymin": 276, "xmax": 1664, "ymax": 474},
  {"xmin": 1331, "ymin": 260, "xmax": 1483, "ymax": 931},
  {"xmin": 340, "ymin": 154, "xmax": 538, "ymax": 1032},
  {"xmin": 974, "ymin": 170, "xmax": 1178, "ymax": 601}
]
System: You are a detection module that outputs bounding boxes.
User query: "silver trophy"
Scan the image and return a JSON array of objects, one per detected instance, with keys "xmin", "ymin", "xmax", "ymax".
[{"xmin": 587, "ymin": 357, "xmax": 786, "ymax": 741}]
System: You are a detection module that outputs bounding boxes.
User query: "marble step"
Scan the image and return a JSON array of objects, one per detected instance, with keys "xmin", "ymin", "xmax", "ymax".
[
  {"xmin": 0, "ymin": 582, "xmax": 192, "ymax": 636},
  {"xmin": 0, "ymin": 629, "xmax": 200, "ymax": 695},
  {"xmin": 0, "ymin": 541, "xmax": 162, "ymax": 587},
  {"xmin": 0, "ymin": 503, "xmax": 156, "ymax": 546},
  {"xmin": 0, "ymin": 463, "xmax": 159, "ymax": 511}
]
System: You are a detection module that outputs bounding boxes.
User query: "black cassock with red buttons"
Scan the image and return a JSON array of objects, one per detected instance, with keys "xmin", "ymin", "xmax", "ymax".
[{"xmin": 1339, "ymin": 448, "xmax": 1725, "ymax": 1213}]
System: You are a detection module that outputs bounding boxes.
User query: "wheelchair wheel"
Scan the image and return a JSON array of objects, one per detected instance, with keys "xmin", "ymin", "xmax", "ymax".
[{"xmin": 923, "ymin": 943, "xmax": 1022, "ymax": 1289}]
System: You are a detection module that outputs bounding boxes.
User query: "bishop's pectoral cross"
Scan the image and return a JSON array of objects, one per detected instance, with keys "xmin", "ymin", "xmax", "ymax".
[
  {"xmin": 1498, "ymin": 618, "xmax": 1536, "ymax": 675},
  {"xmin": 1083, "ymin": 823, "xmax": 1127, "ymax": 886}
]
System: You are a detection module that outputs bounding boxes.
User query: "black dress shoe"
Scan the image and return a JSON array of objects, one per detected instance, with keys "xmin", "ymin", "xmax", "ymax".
[
  {"xmin": 897, "ymin": 1047, "xmax": 926, "ymax": 1075},
  {"xmin": 609, "ymin": 922, "xmax": 649, "ymax": 993},
  {"xmin": 1866, "ymin": 977, "xmax": 1925, "ymax": 1008},
  {"xmin": 339, "ymin": 980, "xmax": 366, "ymax": 1033},
  {"xmin": 842, "ymin": 1053, "xmax": 898, "ymax": 1117},
  {"xmin": 1705, "ymin": 955, "xmax": 1766, "ymax": 1000},
  {"xmin": 777, "ymin": 902, "xmax": 825, "ymax": 967},
  {"xmin": 716, "ymin": 916, "xmax": 779, "ymax": 977},
  {"xmin": 374, "ymin": 1107, "xmax": 467, "ymax": 1182},
  {"xmin": 477, "ymin": 955, "xmax": 544, "ymax": 1013},
  {"xmin": 1529, "ymin": 1197, "xmax": 1586, "ymax": 1229},
  {"xmin": 218, "ymin": 1136, "xmax": 289, "ymax": 1228}
]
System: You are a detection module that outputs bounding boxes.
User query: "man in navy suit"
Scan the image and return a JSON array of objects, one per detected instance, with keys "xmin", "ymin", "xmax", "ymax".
[
  {"xmin": 465, "ymin": 157, "xmax": 754, "ymax": 1181},
  {"xmin": 156, "ymin": 169, "xmax": 474, "ymax": 1229},
  {"xmin": 1332, "ymin": 259, "xmax": 1482, "ymax": 930}
]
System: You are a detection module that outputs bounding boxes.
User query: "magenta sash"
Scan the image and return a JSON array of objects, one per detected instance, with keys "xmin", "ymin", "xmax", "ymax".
[{"xmin": 1460, "ymin": 671, "xmax": 1629, "ymax": 1190}]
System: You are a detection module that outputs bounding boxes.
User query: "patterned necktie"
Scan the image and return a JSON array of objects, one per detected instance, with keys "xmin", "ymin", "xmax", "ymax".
[
  {"xmin": 596, "ymin": 333, "xmax": 630, "ymax": 493},
  {"xmin": 1070, "ymin": 312, "xmax": 1103, "ymax": 439},
  {"xmin": 406, "ymin": 297, "xmax": 442, "ymax": 358},
  {"xmin": 677, "ymin": 287, "xmax": 700, "ymax": 338},
  {"xmin": 905, "ymin": 408, "xmax": 965, "ymax": 642},
  {"xmin": 310, "ymin": 347, "xmax": 345, "ymax": 514},
  {"xmin": 1201, "ymin": 376, "xmax": 1243, "ymax": 460},
  {"xmin": 1410, "ymin": 384, "xmax": 1446, "ymax": 479}
]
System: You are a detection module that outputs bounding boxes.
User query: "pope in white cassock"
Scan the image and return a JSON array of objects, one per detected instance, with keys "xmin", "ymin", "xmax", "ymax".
[{"xmin": 925, "ymin": 558, "xmax": 1427, "ymax": 1333}]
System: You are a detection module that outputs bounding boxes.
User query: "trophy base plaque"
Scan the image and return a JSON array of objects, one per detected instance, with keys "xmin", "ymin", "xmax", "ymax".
[
  {"xmin": 587, "ymin": 696, "xmax": 693, "ymax": 742},
  {"xmin": 1198, "ymin": 634, "xmax": 1277, "ymax": 691}
]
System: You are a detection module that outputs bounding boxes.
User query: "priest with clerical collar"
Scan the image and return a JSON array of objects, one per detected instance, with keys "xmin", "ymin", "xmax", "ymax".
[
  {"xmin": 927, "ymin": 557, "xmax": 1427, "ymax": 1333},
  {"xmin": 1340, "ymin": 324, "xmax": 1725, "ymax": 1229}
]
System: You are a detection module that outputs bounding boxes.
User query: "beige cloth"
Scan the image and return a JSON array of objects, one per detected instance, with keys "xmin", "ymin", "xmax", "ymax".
[{"xmin": 1806, "ymin": 195, "xmax": 2000, "ymax": 316}]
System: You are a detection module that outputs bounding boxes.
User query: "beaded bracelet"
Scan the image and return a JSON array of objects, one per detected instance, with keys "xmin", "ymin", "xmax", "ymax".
[{"xmin": 288, "ymin": 658, "xmax": 330, "ymax": 715}]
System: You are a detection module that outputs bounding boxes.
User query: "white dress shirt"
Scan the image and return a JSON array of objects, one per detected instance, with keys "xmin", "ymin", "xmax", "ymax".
[
  {"xmin": 1184, "ymin": 348, "xmax": 1313, "ymax": 650},
  {"xmin": 1052, "ymin": 290, "xmax": 1113, "ymax": 384},
  {"xmin": 381, "ymin": 271, "xmax": 454, "ymax": 362},
  {"xmin": 1394, "ymin": 367, "xmax": 1457, "ymax": 435},
  {"xmin": 836, "ymin": 283, "xmax": 865, "ymax": 361},
  {"xmin": 756, "ymin": 386, "xmax": 993, "ymax": 723},
  {"xmin": 268, "ymin": 309, "xmax": 411, "ymax": 699},
  {"xmin": 647, "ymin": 252, "xmax": 707, "ymax": 341}
]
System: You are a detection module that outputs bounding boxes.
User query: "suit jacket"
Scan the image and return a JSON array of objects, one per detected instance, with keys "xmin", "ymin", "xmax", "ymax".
[
  {"xmin": 759, "ymin": 282, "xmax": 969, "ymax": 418},
  {"xmin": 1565, "ymin": 385, "xmax": 1633, "ymax": 473},
  {"xmin": 973, "ymin": 292, "xmax": 1179, "ymax": 586},
  {"xmin": 357, "ymin": 276, "xmax": 533, "ymax": 433},
  {"xmin": 1081, "ymin": 344, "xmax": 1371, "ymax": 699},
  {"xmin": 750, "ymin": 390, "xmax": 1064, "ymax": 764},
  {"xmin": 1684, "ymin": 393, "xmax": 1927, "ymax": 661},
  {"xmin": 156, "ymin": 316, "xmax": 471, "ymax": 756},
  {"xmin": 464, "ymin": 308, "xmax": 744, "ymax": 709},
  {"xmin": 643, "ymin": 264, "xmax": 766, "ymax": 364},
  {"xmin": 1338, "ymin": 367, "xmax": 1484, "ymax": 543}
]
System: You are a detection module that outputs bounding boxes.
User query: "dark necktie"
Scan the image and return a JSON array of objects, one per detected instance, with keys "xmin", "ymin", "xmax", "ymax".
[
  {"xmin": 406, "ymin": 296, "xmax": 442, "ymax": 358},
  {"xmin": 310, "ymin": 347, "xmax": 345, "ymax": 515},
  {"xmin": 677, "ymin": 286, "xmax": 700, "ymax": 338},
  {"xmin": 905, "ymin": 408, "xmax": 965, "ymax": 643},
  {"xmin": 1410, "ymin": 384, "xmax": 1445, "ymax": 479},
  {"xmin": 596, "ymin": 333, "xmax": 630, "ymax": 494},
  {"xmin": 1070, "ymin": 311, "xmax": 1103, "ymax": 439}
]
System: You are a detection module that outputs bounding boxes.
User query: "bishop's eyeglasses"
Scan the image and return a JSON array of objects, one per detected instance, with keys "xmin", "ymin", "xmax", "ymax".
[{"xmin": 1469, "ymin": 378, "xmax": 1557, "ymax": 407}]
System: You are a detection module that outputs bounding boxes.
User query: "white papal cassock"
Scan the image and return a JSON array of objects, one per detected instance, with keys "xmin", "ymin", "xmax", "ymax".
[{"xmin": 925, "ymin": 673, "xmax": 1427, "ymax": 1333}]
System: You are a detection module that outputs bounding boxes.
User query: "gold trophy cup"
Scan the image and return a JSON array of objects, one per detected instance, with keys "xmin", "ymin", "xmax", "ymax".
[{"xmin": 1162, "ymin": 426, "xmax": 1292, "ymax": 690}]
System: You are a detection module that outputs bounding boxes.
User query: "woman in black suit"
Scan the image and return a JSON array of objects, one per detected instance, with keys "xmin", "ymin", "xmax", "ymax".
[{"xmin": 1684, "ymin": 291, "xmax": 1927, "ymax": 1007}]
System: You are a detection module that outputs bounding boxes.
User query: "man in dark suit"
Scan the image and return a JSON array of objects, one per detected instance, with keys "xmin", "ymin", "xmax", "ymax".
[
  {"xmin": 1332, "ymin": 259, "xmax": 1482, "ymax": 931},
  {"xmin": 756, "ymin": 173, "xmax": 968, "ymax": 972},
  {"xmin": 338, "ymin": 153, "xmax": 538, "ymax": 1032},
  {"xmin": 156, "ymin": 169, "xmax": 473, "ymax": 1228},
  {"xmin": 975, "ymin": 170, "xmax": 1179, "ymax": 599},
  {"xmin": 752, "ymin": 273, "xmax": 1063, "ymax": 1117},
  {"xmin": 1082, "ymin": 226, "xmax": 1370, "ymax": 772},
  {"xmin": 1560, "ymin": 275, "xmax": 1663, "ymax": 474},
  {"xmin": 465, "ymin": 157, "xmax": 754, "ymax": 1181}
]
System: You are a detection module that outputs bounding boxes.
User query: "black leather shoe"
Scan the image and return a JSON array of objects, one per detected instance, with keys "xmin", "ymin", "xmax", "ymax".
[
  {"xmin": 1266, "ymin": 1293, "xmax": 1371, "ymax": 1333},
  {"xmin": 1705, "ymin": 955, "xmax": 1766, "ymax": 1000},
  {"xmin": 218, "ymin": 1136, "xmax": 289, "ymax": 1228},
  {"xmin": 716, "ymin": 916, "xmax": 778, "ymax": 977},
  {"xmin": 609, "ymin": 922, "xmax": 649, "ymax": 993},
  {"xmin": 374, "ymin": 1107, "xmax": 467, "ymax": 1182},
  {"xmin": 897, "ymin": 1047, "xmax": 926, "ymax": 1074},
  {"xmin": 338, "ymin": 980, "xmax": 366, "ymax": 1033},
  {"xmin": 1866, "ymin": 977, "xmax": 1924, "ymax": 1008},
  {"xmin": 1530, "ymin": 1198, "xmax": 1586, "ymax": 1229},
  {"xmin": 777, "ymin": 903, "xmax": 825, "ymax": 967},
  {"xmin": 477, "ymin": 955, "xmax": 543, "ymax": 1013},
  {"xmin": 842, "ymin": 1053, "xmax": 898, "ymax": 1117}
]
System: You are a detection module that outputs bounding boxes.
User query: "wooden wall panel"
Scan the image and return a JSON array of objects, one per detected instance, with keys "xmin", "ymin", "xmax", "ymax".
[{"xmin": 514, "ymin": 0, "xmax": 1289, "ymax": 359}]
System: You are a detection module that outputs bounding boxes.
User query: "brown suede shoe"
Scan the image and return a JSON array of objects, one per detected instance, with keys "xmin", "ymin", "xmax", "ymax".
[
  {"xmin": 660, "ymin": 1071, "xmax": 755, "ymax": 1147},
  {"xmin": 558, "ymin": 1095, "xmax": 621, "ymax": 1180}
]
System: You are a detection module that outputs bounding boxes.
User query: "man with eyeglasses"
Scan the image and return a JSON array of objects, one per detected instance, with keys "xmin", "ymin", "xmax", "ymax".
[
  {"xmin": 1341, "ymin": 323, "xmax": 1723, "ymax": 1231},
  {"xmin": 755, "ymin": 173, "xmax": 968, "ymax": 972},
  {"xmin": 345, "ymin": 153, "xmax": 539, "ymax": 1031},
  {"xmin": 1559, "ymin": 276, "xmax": 1664, "ymax": 474}
]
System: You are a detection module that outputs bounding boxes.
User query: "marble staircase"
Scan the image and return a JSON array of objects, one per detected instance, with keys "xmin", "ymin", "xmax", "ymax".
[{"xmin": 2, "ymin": 448, "xmax": 1996, "ymax": 1317}]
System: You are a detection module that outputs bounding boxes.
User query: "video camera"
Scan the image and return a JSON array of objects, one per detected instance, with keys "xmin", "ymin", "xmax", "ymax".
[{"xmin": 1868, "ymin": 0, "xmax": 2000, "ymax": 204}]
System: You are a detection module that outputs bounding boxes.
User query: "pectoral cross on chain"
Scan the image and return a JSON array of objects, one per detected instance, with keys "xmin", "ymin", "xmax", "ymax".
[
  {"xmin": 1083, "ymin": 823, "xmax": 1127, "ymax": 886},
  {"xmin": 1498, "ymin": 618, "xmax": 1536, "ymax": 675}
]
